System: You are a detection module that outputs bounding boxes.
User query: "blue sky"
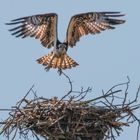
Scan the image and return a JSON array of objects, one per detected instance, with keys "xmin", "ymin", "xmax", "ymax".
[{"xmin": 0, "ymin": 0, "xmax": 140, "ymax": 140}]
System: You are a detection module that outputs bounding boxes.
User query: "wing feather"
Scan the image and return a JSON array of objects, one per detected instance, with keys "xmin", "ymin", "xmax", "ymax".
[
  {"xmin": 66, "ymin": 12, "xmax": 125, "ymax": 47},
  {"xmin": 6, "ymin": 13, "xmax": 58, "ymax": 48}
]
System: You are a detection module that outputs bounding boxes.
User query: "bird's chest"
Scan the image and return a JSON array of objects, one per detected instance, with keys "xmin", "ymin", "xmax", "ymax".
[{"xmin": 53, "ymin": 44, "xmax": 67, "ymax": 57}]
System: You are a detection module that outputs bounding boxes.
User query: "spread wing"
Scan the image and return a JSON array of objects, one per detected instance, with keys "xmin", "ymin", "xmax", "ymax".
[
  {"xmin": 66, "ymin": 12, "xmax": 125, "ymax": 47},
  {"xmin": 6, "ymin": 13, "xmax": 58, "ymax": 48}
]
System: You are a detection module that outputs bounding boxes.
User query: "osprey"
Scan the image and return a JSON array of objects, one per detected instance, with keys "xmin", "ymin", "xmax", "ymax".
[{"xmin": 6, "ymin": 12, "xmax": 125, "ymax": 72}]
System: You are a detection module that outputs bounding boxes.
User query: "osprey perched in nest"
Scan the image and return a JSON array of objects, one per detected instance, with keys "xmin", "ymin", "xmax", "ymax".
[{"xmin": 6, "ymin": 12, "xmax": 125, "ymax": 72}]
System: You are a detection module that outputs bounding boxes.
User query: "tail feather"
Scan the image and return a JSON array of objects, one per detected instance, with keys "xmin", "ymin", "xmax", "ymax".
[
  {"xmin": 51, "ymin": 57, "xmax": 58, "ymax": 69},
  {"xmin": 36, "ymin": 52, "xmax": 79, "ymax": 70},
  {"xmin": 61, "ymin": 57, "xmax": 67, "ymax": 69},
  {"xmin": 64, "ymin": 56, "xmax": 71, "ymax": 69},
  {"xmin": 55, "ymin": 57, "xmax": 62, "ymax": 69},
  {"xmin": 37, "ymin": 52, "xmax": 53, "ymax": 66},
  {"xmin": 67, "ymin": 55, "xmax": 78, "ymax": 67}
]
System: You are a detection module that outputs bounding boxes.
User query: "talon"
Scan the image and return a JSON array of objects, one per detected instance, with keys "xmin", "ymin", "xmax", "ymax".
[
  {"xmin": 57, "ymin": 69, "xmax": 62, "ymax": 75},
  {"xmin": 45, "ymin": 66, "xmax": 51, "ymax": 72}
]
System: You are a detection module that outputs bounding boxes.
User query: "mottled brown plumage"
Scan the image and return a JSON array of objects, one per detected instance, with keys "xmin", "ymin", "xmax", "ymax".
[
  {"xmin": 6, "ymin": 13, "xmax": 57, "ymax": 48},
  {"xmin": 6, "ymin": 12, "xmax": 125, "ymax": 71},
  {"xmin": 37, "ymin": 52, "xmax": 78, "ymax": 70},
  {"xmin": 66, "ymin": 12, "xmax": 125, "ymax": 47}
]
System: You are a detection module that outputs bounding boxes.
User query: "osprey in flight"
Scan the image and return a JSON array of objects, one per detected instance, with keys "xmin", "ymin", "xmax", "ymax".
[{"xmin": 6, "ymin": 12, "xmax": 125, "ymax": 71}]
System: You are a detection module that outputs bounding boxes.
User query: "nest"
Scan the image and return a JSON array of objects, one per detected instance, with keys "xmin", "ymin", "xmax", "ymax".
[{"xmin": 0, "ymin": 75, "xmax": 140, "ymax": 140}]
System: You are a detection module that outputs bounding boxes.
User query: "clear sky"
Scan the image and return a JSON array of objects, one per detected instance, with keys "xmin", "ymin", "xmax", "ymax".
[{"xmin": 0, "ymin": 0, "xmax": 140, "ymax": 140}]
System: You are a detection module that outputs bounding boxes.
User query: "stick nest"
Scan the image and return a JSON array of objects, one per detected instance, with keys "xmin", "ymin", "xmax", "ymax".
[{"xmin": 0, "ymin": 75, "xmax": 140, "ymax": 140}]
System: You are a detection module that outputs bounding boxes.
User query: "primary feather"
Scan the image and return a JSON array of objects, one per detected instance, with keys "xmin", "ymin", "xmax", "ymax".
[
  {"xmin": 6, "ymin": 13, "xmax": 58, "ymax": 48},
  {"xmin": 66, "ymin": 12, "xmax": 125, "ymax": 47}
]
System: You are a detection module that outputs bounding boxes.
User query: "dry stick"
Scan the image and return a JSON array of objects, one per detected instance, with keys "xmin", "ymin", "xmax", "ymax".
[
  {"xmin": 122, "ymin": 76, "xmax": 130, "ymax": 106},
  {"xmin": 51, "ymin": 71, "xmax": 74, "ymax": 110},
  {"xmin": 137, "ymin": 124, "xmax": 140, "ymax": 140},
  {"xmin": 102, "ymin": 90, "xmax": 116, "ymax": 110},
  {"xmin": 0, "ymin": 85, "xmax": 35, "ymax": 139},
  {"xmin": 31, "ymin": 130, "xmax": 40, "ymax": 140},
  {"xmin": 60, "ymin": 71, "xmax": 73, "ymax": 101},
  {"xmin": 0, "ymin": 109, "xmax": 16, "ymax": 111},
  {"xmin": 16, "ymin": 84, "xmax": 35, "ymax": 107},
  {"xmin": 128, "ymin": 85, "xmax": 140, "ymax": 106},
  {"xmin": 81, "ymin": 78, "xmax": 132, "ymax": 105},
  {"xmin": 129, "ymin": 112, "xmax": 140, "ymax": 140},
  {"xmin": 60, "ymin": 71, "xmax": 92, "ymax": 105},
  {"xmin": 78, "ymin": 89, "xmax": 122, "ymax": 105}
]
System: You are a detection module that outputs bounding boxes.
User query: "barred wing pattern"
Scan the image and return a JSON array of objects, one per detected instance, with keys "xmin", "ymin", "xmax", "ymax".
[
  {"xmin": 6, "ymin": 12, "xmax": 125, "ymax": 71},
  {"xmin": 66, "ymin": 12, "xmax": 125, "ymax": 47},
  {"xmin": 6, "ymin": 13, "xmax": 58, "ymax": 48}
]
